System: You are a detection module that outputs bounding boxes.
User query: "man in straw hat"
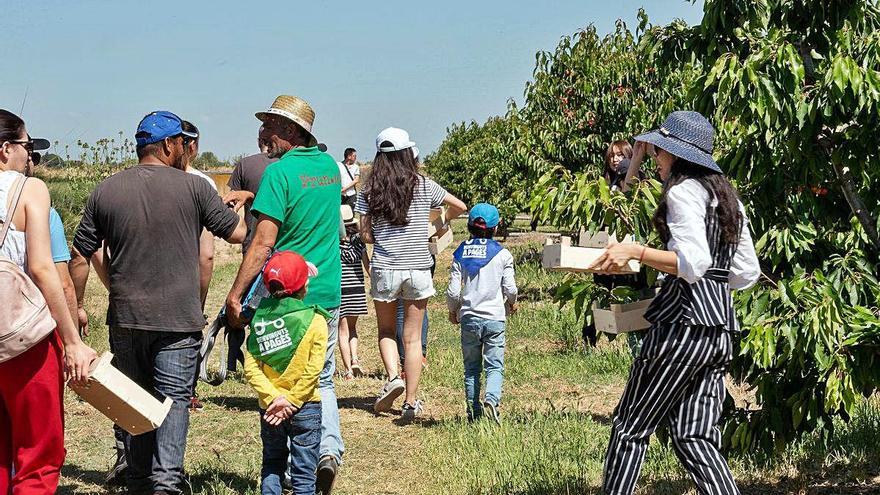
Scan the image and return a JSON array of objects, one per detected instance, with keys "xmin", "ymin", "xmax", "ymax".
[{"xmin": 225, "ymin": 95, "xmax": 345, "ymax": 493}]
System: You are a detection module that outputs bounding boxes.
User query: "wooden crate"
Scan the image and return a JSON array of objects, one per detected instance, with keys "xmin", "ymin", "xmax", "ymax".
[
  {"xmin": 68, "ymin": 352, "xmax": 173, "ymax": 435},
  {"xmin": 592, "ymin": 298, "xmax": 654, "ymax": 334},
  {"xmin": 427, "ymin": 208, "xmax": 447, "ymax": 238},
  {"xmin": 541, "ymin": 236, "xmax": 639, "ymax": 274},
  {"xmin": 429, "ymin": 227, "xmax": 454, "ymax": 255}
]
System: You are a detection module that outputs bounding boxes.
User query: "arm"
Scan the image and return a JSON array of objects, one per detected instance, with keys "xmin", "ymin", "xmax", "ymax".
[
  {"xmin": 729, "ymin": 205, "xmax": 761, "ymax": 290},
  {"xmin": 198, "ymin": 229, "xmax": 215, "ymax": 309},
  {"xmin": 359, "ymin": 214, "xmax": 374, "ymax": 244},
  {"xmin": 446, "ymin": 260, "xmax": 462, "ymax": 322},
  {"xmin": 441, "ymin": 193, "xmax": 467, "ymax": 225},
  {"xmin": 56, "ymin": 262, "xmax": 80, "ymax": 334},
  {"xmin": 283, "ymin": 317, "xmax": 328, "ymax": 408},
  {"xmin": 243, "ymin": 351, "xmax": 286, "ymax": 407},
  {"xmin": 89, "ymin": 242, "xmax": 110, "ymax": 290},
  {"xmin": 501, "ymin": 250, "xmax": 518, "ymax": 308},
  {"xmin": 226, "ymin": 215, "xmax": 278, "ymax": 326},
  {"xmin": 341, "ymin": 177, "xmax": 359, "ymax": 193},
  {"xmin": 24, "ymin": 180, "xmax": 96, "ymax": 383},
  {"xmin": 593, "ymin": 181, "xmax": 711, "ymax": 278}
]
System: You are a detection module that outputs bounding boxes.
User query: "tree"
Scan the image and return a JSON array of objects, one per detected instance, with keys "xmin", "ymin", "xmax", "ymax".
[
  {"xmin": 193, "ymin": 151, "xmax": 224, "ymax": 169},
  {"xmin": 425, "ymin": 114, "xmax": 527, "ymax": 225},
  {"xmin": 642, "ymin": 0, "xmax": 880, "ymax": 453}
]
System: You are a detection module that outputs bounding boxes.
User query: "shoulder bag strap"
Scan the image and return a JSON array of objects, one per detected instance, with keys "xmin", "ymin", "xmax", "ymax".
[{"xmin": 0, "ymin": 176, "xmax": 27, "ymax": 249}]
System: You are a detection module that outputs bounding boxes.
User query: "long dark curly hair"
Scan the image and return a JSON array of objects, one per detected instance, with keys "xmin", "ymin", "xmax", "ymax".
[
  {"xmin": 653, "ymin": 159, "xmax": 743, "ymax": 246},
  {"xmin": 363, "ymin": 146, "xmax": 420, "ymax": 226}
]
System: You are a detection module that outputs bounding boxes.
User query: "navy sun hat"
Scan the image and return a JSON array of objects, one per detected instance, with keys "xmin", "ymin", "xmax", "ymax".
[
  {"xmin": 633, "ymin": 111, "xmax": 721, "ymax": 173},
  {"xmin": 468, "ymin": 203, "xmax": 500, "ymax": 228},
  {"xmin": 135, "ymin": 111, "xmax": 197, "ymax": 146}
]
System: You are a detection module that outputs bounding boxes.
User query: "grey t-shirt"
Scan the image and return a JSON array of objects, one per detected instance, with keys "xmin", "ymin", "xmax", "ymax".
[
  {"xmin": 73, "ymin": 164, "xmax": 240, "ymax": 332},
  {"xmin": 227, "ymin": 153, "xmax": 278, "ymax": 253}
]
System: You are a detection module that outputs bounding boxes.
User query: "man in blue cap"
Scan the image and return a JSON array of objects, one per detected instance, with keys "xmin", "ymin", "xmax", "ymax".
[
  {"xmin": 70, "ymin": 111, "xmax": 247, "ymax": 495},
  {"xmin": 446, "ymin": 202, "xmax": 518, "ymax": 425}
]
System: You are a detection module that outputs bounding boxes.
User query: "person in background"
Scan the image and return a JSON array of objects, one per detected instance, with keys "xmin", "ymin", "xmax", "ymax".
[
  {"xmin": 338, "ymin": 219, "xmax": 369, "ymax": 379},
  {"xmin": 24, "ymin": 149, "xmax": 80, "ymax": 334},
  {"xmin": 70, "ymin": 110, "xmax": 246, "ymax": 495},
  {"xmin": 181, "ymin": 121, "xmax": 217, "ymax": 312},
  {"xmin": 604, "ymin": 139, "xmax": 633, "ymax": 190},
  {"xmin": 225, "ymin": 95, "xmax": 344, "ymax": 494},
  {"xmin": 338, "ymin": 148, "xmax": 359, "ymax": 209},
  {"xmin": 594, "ymin": 111, "xmax": 760, "ymax": 495},
  {"xmin": 446, "ymin": 203, "xmax": 517, "ymax": 424},
  {"xmin": 0, "ymin": 109, "xmax": 96, "ymax": 495},
  {"xmin": 356, "ymin": 127, "xmax": 466, "ymax": 422},
  {"xmin": 244, "ymin": 251, "xmax": 328, "ymax": 495},
  {"xmin": 223, "ymin": 126, "xmax": 279, "ymax": 256}
]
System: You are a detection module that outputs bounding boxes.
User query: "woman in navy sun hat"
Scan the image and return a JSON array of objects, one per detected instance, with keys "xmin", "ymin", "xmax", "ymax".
[{"xmin": 594, "ymin": 111, "xmax": 761, "ymax": 495}]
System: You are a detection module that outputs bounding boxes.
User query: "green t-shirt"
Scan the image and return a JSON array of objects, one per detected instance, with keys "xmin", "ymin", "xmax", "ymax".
[{"xmin": 252, "ymin": 147, "xmax": 342, "ymax": 310}]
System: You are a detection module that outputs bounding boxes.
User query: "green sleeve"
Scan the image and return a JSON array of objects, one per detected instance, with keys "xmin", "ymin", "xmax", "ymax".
[{"xmin": 252, "ymin": 166, "xmax": 287, "ymax": 222}]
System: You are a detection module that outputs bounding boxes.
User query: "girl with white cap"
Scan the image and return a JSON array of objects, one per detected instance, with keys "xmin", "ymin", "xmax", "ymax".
[
  {"xmin": 592, "ymin": 111, "xmax": 760, "ymax": 495},
  {"xmin": 356, "ymin": 127, "xmax": 466, "ymax": 421}
]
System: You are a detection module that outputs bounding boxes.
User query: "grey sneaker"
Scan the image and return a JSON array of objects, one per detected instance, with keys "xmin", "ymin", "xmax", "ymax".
[
  {"xmin": 401, "ymin": 400, "xmax": 423, "ymax": 423},
  {"xmin": 374, "ymin": 377, "xmax": 405, "ymax": 413},
  {"xmin": 483, "ymin": 401, "xmax": 501, "ymax": 425}
]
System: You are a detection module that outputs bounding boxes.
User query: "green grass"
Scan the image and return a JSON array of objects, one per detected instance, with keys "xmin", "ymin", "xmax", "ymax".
[{"xmin": 59, "ymin": 230, "xmax": 880, "ymax": 495}]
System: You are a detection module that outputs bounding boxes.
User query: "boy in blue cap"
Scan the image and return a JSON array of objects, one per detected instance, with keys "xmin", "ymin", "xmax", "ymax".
[{"xmin": 446, "ymin": 203, "xmax": 518, "ymax": 424}]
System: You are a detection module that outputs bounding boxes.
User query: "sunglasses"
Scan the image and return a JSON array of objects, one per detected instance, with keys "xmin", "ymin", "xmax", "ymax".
[
  {"xmin": 6, "ymin": 139, "xmax": 35, "ymax": 153},
  {"xmin": 30, "ymin": 152, "xmax": 41, "ymax": 165}
]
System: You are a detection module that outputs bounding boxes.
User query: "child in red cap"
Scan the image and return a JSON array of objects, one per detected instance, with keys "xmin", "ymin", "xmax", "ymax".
[{"xmin": 243, "ymin": 251, "xmax": 329, "ymax": 495}]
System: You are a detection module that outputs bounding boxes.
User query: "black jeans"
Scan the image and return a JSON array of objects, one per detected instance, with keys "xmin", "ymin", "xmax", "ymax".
[{"xmin": 110, "ymin": 327, "xmax": 201, "ymax": 495}]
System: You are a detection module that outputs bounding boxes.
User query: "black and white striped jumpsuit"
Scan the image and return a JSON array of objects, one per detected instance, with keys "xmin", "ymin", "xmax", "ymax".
[{"xmin": 602, "ymin": 201, "xmax": 742, "ymax": 495}]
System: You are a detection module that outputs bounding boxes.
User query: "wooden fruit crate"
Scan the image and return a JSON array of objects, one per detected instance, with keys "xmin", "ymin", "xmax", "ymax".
[
  {"xmin": 68, "ymin": 351, "xmax": 173, "ymax": 435},
  {"xmin": 592, "ymin": 298, "xmax": 654, "ymax": 334},
  {"xmin": 542, "ymin": 235, "xmax": 639, "ymax": 274},
  {"xmin": 429, "ymin": 226, "xmax": 454, "ymax": 255}
]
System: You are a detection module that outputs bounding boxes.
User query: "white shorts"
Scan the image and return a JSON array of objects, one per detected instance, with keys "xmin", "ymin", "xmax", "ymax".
[{"xmin": 370, "ymin": 268, "xmax": 435, "ymax": 302}]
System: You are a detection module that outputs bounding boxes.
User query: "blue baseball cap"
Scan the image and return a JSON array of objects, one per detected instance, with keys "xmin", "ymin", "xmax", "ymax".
[
  {"xmin": 468, "ymin": 203, "xmax": 500, "ymax": 228},
  {"xmin": 135, "ymin": 111, "xmax": 197, "ymax": 146}
]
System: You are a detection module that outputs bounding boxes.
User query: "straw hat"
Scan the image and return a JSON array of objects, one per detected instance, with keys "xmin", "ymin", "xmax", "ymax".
[{"xmin": 255, "ymin": 95, "xmax": 318, "ymax": 147}]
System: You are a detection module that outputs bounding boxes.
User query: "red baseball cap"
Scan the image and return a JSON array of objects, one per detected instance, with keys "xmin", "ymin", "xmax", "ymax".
[{"xmin": 262, "ymin": 251, "xmax": 318, "ymax": 297}]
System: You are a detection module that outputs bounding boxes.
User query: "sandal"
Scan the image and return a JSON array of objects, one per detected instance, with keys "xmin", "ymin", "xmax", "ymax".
[{"xmin": 351, "ymin": 359, "xmax": 364, "ymax": 377}]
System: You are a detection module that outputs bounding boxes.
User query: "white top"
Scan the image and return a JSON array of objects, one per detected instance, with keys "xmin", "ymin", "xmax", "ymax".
[
  {"xmin": 186, "ymin": 167, "xmax": 218, "ymax": 191},
  {"xmin": 355, "ymin": 176, "xmax": 446, "ymax": 270},
  {"xmin": 665, "ymin": 179, "xmax": 761, "ymax": 290},
  {"xmin": 447, "ymin": 246, "xmax": 518, "ymax": 321},
  {"xmin": 338, "ymin": 162, "xmax": 360, "ymax": 197},
  {"xmin": 0, "ymin": 170, "xmax": 28, "ymax": 271}
]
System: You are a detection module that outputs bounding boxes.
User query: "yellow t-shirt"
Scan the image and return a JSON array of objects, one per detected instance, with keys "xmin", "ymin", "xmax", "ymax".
[{"xmin": 244, "ymin": 313, "xmax": 328, "ymax": 409}]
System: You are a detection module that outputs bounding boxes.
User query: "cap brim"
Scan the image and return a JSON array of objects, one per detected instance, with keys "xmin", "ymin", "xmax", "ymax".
[
  {"xmin": 32, "ymin": 138, "xmax": 50, "ymax": 151},
  {"xmin": 377, "ymin": 141, "xmax": 416, "ymax": 153},
  {"xmin": 633, "ymin": 130, "xmax": 722, "ymax": 173}
]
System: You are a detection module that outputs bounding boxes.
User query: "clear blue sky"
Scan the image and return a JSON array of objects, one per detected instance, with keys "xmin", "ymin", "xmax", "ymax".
[{"xmin": 2, "ymin": 1, "xmax": 703, "ymax": 163}]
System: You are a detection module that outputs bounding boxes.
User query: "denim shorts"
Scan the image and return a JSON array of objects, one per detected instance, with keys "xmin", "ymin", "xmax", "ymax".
[{"xmin": 370, "ymin": 268, "xmax": 435, "ymax": 302}]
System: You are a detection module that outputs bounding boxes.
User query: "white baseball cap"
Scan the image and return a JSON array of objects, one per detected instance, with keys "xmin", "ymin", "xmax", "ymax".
[{"xmin": 376, "ymin": 127, "xmax": 417, "ymax": 153}]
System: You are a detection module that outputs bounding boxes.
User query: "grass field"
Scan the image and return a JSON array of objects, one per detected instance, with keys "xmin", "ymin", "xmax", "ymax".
[{"xmin": 58, "ymin": 221, "xmax": 880, "ymax": 494}]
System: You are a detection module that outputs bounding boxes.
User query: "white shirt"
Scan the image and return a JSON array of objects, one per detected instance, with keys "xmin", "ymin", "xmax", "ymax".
[
  {"xmin": 447, "ymin": 246, "xmax": 518, "ymax": 321},
  {"xmin": 338, "ymin": 162, "xmax": 359, "ymax": 197},
  {"xmin": 665, "ymin": 179, "xmax": 760, "ymax": 290},
  {"xmin": 186, "ymin": 167, "xmax": 218, "ymax": 192}
]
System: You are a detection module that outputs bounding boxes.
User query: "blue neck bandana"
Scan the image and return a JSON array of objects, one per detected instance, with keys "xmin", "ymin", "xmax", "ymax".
[{"xmin": 453, "ymin": 238, "xmax": 504, "ymax": 277}]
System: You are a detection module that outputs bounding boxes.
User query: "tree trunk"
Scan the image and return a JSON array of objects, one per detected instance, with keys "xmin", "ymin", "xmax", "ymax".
[{"xmin": 829, "ymin": 153, "xmax": 880, "ymax": 253}]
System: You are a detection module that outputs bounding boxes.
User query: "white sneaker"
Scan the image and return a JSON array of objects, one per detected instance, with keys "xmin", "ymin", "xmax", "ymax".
[
  {"xmin": 483, "ymin": 401, "xmax": 501, "ymax": 425},
  {"xmin": 401, "ymin": 400, "xmax": 423, "ymax": 423},
  {"xmin": 374, "ymin": 377, "xmax": 405, "ymax": 413}
]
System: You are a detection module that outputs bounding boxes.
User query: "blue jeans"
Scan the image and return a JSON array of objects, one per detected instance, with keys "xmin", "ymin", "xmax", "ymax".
[
  {"xmin": 319, "ymin": 308, "xmax": 343, "ymax": 462},
  {"xmin": 396, "ymin": 298, "xmax": 428, "ymax": 362},
  {"xmin": 460, "ymin": 315, "xmax": 506, "ymax": 420},
  {"xmin": 261, "ymin": 402, "xmax": 321, "ymax": 495},
  {"xmin": 109, "ymin": 327, "xmax": 201, "ymax": 494}
]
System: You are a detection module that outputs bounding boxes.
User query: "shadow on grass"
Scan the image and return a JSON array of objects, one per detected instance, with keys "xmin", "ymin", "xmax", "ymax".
[
  {"xmin": 58, "ymin": 464, "xmax": 105, "ymax": 494},
  {"xmin": 417, "ymin": 408, "xmax": 612, "ymax": 430},
  {"xmin": 336, "ymin": 395, "xmax": 376, "ymax": 413},
  {"xmin": 184, "ymin": 468, "xmax": 258, "ymax": 494},
  {"xmin": 203, "ymin": 394, "xmax": 261, "ymax": 412}
]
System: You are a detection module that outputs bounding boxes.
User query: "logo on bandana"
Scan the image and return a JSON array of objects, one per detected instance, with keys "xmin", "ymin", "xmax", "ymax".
[{"xmin": 462, "ymin": 244, "xmax": 487, "ymax": 259}]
